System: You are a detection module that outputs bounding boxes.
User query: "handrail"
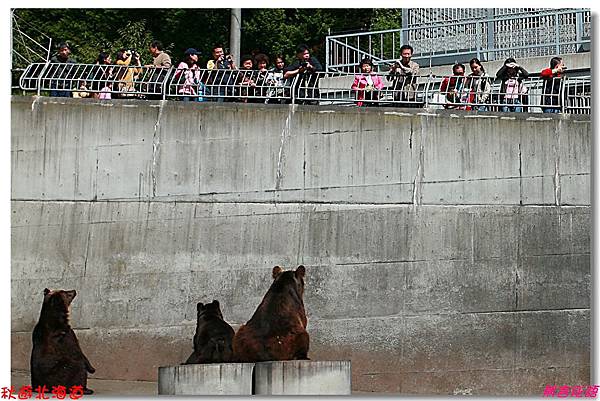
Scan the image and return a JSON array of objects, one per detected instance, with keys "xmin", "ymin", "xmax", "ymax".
[
  {"xmin": 15, "ymin": 63, "xmax": 591, "ymax": 114},
  {"xmin": 326, "ymin": 8, "xmax": 591, "ymax": 72}
]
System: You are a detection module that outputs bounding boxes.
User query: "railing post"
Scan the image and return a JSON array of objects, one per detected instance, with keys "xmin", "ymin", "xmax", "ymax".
[
  {"xmin": 424, "ymin": 74, "xmax": 431, "ymax": 108},
  {"xmin": 161, "ymin": 67, "xmax": 174, "ymax": 100},
  {"xmin": 401, "ymin": 8, "xmax": 409, "ymax": 45},
  {"xmin": 555, "ymin": 13, "xmax": 560, "ymax": 55},
  {"xmin": 325, "ymin": 36, "xmax": 330, "ymax": 72},
  {"xmin": 560, "ymin": 77, "xmax": 566, "ymax": 114},
  {"xmin": 475, "ymin": 21, "xmax": 482, "ymax": 60},
  {"xmin": 575, "ymin": 10, "xmax": 583, "ymax": 51},
  {"xmin": 291, "ymin": 75, "xmax": 298, "ymax": 105},
  {"xmin": 486, "ymin": 8, "xmax": 495, "ymax": 61}
]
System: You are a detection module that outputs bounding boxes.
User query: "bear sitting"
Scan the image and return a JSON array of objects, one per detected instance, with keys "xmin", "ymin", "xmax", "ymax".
[
  {"xmin": 233, "ymin": 265, "xmax": 309, "ymax": 362},
  {"xmin": 184, "ymin": 300, "xmax": 235, "ymax": 364},
  {"xmin": 30, "ymin": 289, "xmax": 95, "ymax": 394}
]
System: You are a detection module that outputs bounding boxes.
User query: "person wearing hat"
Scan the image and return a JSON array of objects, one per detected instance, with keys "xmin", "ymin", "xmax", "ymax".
[
  {"xmin": 352, "ymin": 57, "xmax": 384, "ymax": 107},
  {"xmin": 49, "ymin": 42, "xmax": 76, "ymax": 97},
  {"xmin": 175, "ymin": 48, "xmax": 203, "ymax": 101}
]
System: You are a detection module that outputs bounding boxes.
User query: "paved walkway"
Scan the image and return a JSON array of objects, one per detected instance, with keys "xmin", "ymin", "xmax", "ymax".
[{"xmin": 11, "ymin": 370, "xmax": 157, "ymax": 397}]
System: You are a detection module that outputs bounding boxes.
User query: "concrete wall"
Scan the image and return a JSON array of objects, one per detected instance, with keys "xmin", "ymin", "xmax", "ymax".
[{"xmin": 11, "ymin": 97, "xmax": 591, "ymax": 395}]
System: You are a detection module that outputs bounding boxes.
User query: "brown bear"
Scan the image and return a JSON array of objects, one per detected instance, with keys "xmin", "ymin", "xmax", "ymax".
[
  {"xmin": 183, "ymin": 300, "xmax": 235, "ymax": 364},
  {"xmin": 30, "ymin": 289, "xmax": 95, "ymax": 394},
  {"xmin": 233, "ymin": 265, "xmax": 309, "ymax": 362}
]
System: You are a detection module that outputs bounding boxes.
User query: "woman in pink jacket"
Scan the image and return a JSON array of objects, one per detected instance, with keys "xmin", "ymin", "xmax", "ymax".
[{"xmin": 352, "ymin": 58, "xmax": 384, "ymax": 107}]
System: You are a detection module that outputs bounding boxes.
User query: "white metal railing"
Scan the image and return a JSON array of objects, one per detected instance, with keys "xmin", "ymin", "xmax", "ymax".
[
  {"xmin": 17, "ymin": 63, "xmax": 590, "ymax": 114},
  {"xmin": 326, "ymin": 8, "xmax": 591, "ymax": 72}
]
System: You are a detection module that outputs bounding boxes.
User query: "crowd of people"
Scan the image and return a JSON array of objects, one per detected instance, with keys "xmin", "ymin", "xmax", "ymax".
[
  {"xmin": 46, "ymin": 40, "xmax": 569, "ymax": 112},
  {"xmin": 352, "ymin": 44, "xmax": 567, "ymax": 113}
]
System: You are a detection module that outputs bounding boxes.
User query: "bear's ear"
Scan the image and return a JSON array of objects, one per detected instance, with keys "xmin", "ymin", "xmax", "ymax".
[
  {"xmin": 64, "ymin": 290, "xmax": 76, "ymax": 304},
  {"xmin": 197, "ymin": 302, "xmax": 204, "ymax": 311},
  {"xmin": 43, "ymin": 288, "xmax": 51, "ymax": 296},
  {"xmin": 295, "ymin": 265, "xmax": 306, "ymax": 278},
  {"xmin": 272, "ymin": 266, "xmax": 283, "ymax": 279},
  {"xmin": 212, "ymin": 300, "xmax": 220, "ymax": 308}
]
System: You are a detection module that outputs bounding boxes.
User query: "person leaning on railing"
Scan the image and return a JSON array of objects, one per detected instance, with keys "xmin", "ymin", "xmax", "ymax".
[
  {"xmin": 252, "ymin": 53, "xmax": 270, "ymax": 103},
  {"xmin": 89, "ymin": 52, "xmax": 114, "ymax": 99},
  {"xmin": 440, "ymin": 63, "xmax": 467, "ymax": 110},
  {"xmin": 237, "ymin": 55, "xmax": 258, "ymax": 103},
  {"xmin": 265, "ymin": 55, "xmax": 288, "ymax": 104},
  {"xmin": 206, "ymin": 44, "xmax": 237, "ymax": 102},
  {"xmin": 540, "ymin": 56, "xmax": 566, "ymax": 114},
  {"xmin": 351, "ymin": 57, "xmax": 384, "ymax": 107},
  {"xmin": 49, "ymin": 42, "xmax": 76, "ymax": 97},
  {"xmin": 174, "ymin": 48, "xmax": 203, "ymax": 102},
  {"xmin": 465, "ymin": 58, "xmax": 491, "ymax": 112},
  {"xmin": 145, "ymin": 40, "xmax": 172, "ymax": 99},
  {"xmin": 495, "ymin": 58, "xmax": 529, "ymax": 113},
  {"xmin": 284, "ymin": 44, "xmax": 323, "ymax": 105},
  {"xmin": 387, "ymin": 44, "xmax": 420, "ymax": 106}
]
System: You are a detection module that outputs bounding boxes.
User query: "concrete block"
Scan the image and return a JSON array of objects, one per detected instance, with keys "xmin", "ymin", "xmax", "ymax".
[
  {"xmin": 520, "ymin": 176, "xmax": 556, "ymax": 205},
  {"xmin": 560, "ymin": 174, "xmax": 590, "ymax": 205},
  {"xmin": 517, "ymin": 254, "xmax": 590, "ymax": 310},
  {"xmin": 254, "ymin": 360, "xmax": 351, "ymax": 395},
  {"xmin": 421, "ymin": 177, "xmax": 522, "ymax": 204},
  {"xmin": 158, "ymin": 363, "xmax": 254, "ymax": 395}
]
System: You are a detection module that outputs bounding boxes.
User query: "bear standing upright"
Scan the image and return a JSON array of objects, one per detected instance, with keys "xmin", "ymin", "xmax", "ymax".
[
  {"xmin": 30, "ymin": 289, "xmax": 95, "ymax": 394},
  {"xmin": 233, "ymin": 265, "xmax": 309, "ymax": 362},
  {"xmin": 184, "ymin": 300, "xmax": 235, "ymax": 364}
]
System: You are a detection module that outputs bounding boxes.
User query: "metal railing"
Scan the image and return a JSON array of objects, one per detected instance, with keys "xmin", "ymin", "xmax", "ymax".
[
  {"xmin": 326, "ymin": 8, "xmax": 591, "ymax": 72},
  {"xmin": 18, "ymin": 63, "xmax": 590, "ymax": 114}
]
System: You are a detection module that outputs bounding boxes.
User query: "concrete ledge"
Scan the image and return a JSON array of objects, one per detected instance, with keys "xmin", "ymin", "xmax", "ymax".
[
  {"xmin": 157, "ymin": 363, "xmax": 254, "ymax": 395},
  {"xmin": 254, "ymin": 360, "xmax": 352, "ymax": 395}
]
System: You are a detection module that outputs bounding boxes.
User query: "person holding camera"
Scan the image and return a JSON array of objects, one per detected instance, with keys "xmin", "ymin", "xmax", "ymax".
[
  {"xmin": 206, "ymin": 44, "xmax": 236, "ymax": 102},
  {"xmin": 388, "ymin": 44, "xmax": 420, "ymax": 106},
  {"xmin": 116, "ymin": 48, "xmax": 142, "ymax": 96},
  {"xmin": 439, "ymin": 63, "xmax": 467, "ymax": 110},
  {"xmin": 540, "ymin": 56, "xmax": 566, "ymax": 113},
  {"xmin": 495, "ymin": 58, "xmax": 529, "ymax": 112},
  {"xmin": 284, "ymin": 44, "xmax": 323, "ymax": 104}
]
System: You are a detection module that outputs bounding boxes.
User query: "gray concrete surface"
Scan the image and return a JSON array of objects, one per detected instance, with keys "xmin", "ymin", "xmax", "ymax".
[
  {"xmin": 254, "ymin": 360, "xmax": 351, "ymax": 395},
  {"xmin": 11, "ymin": 97, "xmax": 590, "ymax": 205},
  {"xmin": 10, "ymin": 97, "xmax": 591, "ymax": 395},
  {"xmin": 158, "ymin": 363, "xmax": 254, "ymax": 395}
]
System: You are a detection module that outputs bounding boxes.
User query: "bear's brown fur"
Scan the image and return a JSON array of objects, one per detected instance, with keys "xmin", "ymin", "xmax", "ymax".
[
  {"xmin": 184, "ymin": 300, "xmax": 235, "ymax": 364},
  {"xmin": 30, "ymin": 289, "xmax": 95, "ymax": 394},
  {"xmin": 233, "ymin": 265, "xmax": 309, "ymax": 362}
]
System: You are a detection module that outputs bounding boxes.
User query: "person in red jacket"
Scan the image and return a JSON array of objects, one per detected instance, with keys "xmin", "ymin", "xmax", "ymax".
[
  {"xmin": 352, "ymin": 57, "xmax": 384, "ymax": 107},
  {"xmin": 540, "ymin": 56, "xmax": 566, "ymax": 113}
]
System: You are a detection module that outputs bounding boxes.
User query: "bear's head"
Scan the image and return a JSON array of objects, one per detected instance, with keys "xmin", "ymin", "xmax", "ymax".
[
  {"xmin": 271, "ymin": 265, "xmax": 305, "ymax": 299},
  {"xmin": 41, "ymin": 288, "xmax": 77, "ymax": 321},
  {"xmin": 197, "ymin": 300, "xmax": 224, "ymax": 320}
]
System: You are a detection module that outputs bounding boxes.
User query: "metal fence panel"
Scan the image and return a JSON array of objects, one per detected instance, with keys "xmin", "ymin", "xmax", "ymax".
[{"xmin": 16, "ymin": 62, "xmax": 590, "ymax": 114}]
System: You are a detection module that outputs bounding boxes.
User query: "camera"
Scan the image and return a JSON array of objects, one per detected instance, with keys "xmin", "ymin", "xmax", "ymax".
[
  {"xmin": 300, "ymin": 61, "xmax": 309, "ymax": 69},
  {"xmin": 128, "ymin": 50, "xmax": 139, "ymax": 59}
]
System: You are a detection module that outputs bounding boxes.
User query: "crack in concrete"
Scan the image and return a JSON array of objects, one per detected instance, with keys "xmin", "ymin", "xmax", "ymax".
[
  {"xmin": 151, "ymin": 100, "xmax": 166, "ymax": 198},
  {"xmin": 412, "ymin": 116, "xmax": 426, "ymax": 205},
  {"xmin": 554, "ymin": 119, "xmax": 562, "ymax": 206},
  {"xmin": 275, "ymin": 104, "xmax": 296, "ymax": 190}
]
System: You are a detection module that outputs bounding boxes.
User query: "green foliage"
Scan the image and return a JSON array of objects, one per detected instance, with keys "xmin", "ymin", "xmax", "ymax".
[{"xmin": 13, "ymin": 8, "xmax": 403, "ymax": 68}]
